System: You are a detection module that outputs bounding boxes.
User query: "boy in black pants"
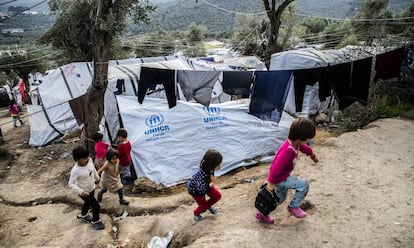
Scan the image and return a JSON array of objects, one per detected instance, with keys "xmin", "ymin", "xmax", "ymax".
[{"xmin": 68, "ymin": 146, "xmax": 105, "ymax": 230}]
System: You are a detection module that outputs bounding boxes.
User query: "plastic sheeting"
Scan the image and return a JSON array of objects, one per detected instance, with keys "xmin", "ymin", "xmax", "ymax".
[
  {"xmin": 27, "ymin": 104, "xmax": 60, "ymax": 147},
  {"xmin": 117, "ymin": 96, "xmax": 293, "ymax": 187},
  {"xmin": 147, "ymin": 231, "xmax": 174, "ymax": 248},
  {"xmin": 104, "ymin": 60, "xmax": 192, "ymax": 143}
]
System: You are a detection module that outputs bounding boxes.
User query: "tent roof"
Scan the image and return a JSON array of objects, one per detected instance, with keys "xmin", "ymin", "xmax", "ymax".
[{"xmin": 270, "ymin": 48, "xmax": 343, "ymax": 70}]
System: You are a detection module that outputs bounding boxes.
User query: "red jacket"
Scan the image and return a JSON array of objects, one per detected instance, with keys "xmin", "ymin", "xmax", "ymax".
[{"xmin": 118, "ymin": 140, "xmax": 131, "ymax": 167}]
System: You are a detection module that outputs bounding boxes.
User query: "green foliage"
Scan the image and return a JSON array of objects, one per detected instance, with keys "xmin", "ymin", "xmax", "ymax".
[
  {"xmin": 318, "ymin": 21, "xmax": 345, "ymax": 48},
  {"xmin": 0, "ymin": 47, "xmax": 47, "ymax": 84},
  {"xmin": 132, "ymin": 0, "xmax": 264, "ymax": 35},
  {"xmin": 232, "ymin": 2, "xmax": 303, "ymax": 57},
  {"xmin": 336, "ymin": 34, "xmax": 358, "ymax": 49},
  {"xmin": 127, "ymin": 0, "xmax": 413, "ymax": 38},
  {"xmin": 302, "ymin": 18, "xmax": 328, "ymax": 34},
  {"xmin": 393, "ymin": 3, "xmax": 414, "ymax": 40},
  {"xmin": 377, "ymin": 101, "xmax": 409, "ymax": 118},
  {"xmin": 40, "ymin": 1, "xmax": 96, "ymax": 63},
  {"xmin": 132, "ymin": 31, "xmax": 176, "ymax": 57},
  {"xmin": 182, "ymin": 43, "xmax": 206, "ymax": 57},
  {"xmin": 351, "ymin": 0, "xmax": 392, "ymax": 46},
  {"xmin": 277, "ymin": 3, "xmax": 305, "ymax": 50},
  {"xmin": 40, "ymin": 0, "xmax": 155, "ymax": 63},
  {"xmin": 336, "ymin": 68, "xmax": 414, "ymax": 133},
  {"xmin": 186, "ymin": 23, "xmax": 206, "ymax": 43},
  {"xmin": 181, "ymin": 23, "xmax": 206, "ymax": 57},
  {"xmin": 336, "ymin": 99, "xmax": 411, "ymax": 133},
  {"xmin": 110, "ymin": 38, "xmax": 130, "ymax": 60},
  {"xmin": 231, "ymin": 15, "xmax": 266, "ymax": 56},
  {"xmin": 0, "ymin": 14, "xmax": 54, "ymax": 45}
]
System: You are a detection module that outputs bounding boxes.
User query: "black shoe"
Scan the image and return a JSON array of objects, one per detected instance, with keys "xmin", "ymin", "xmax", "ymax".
[
  {"xmin": 97, "ymin": 192, "xmax": 102, "ymax": 203},
  {"xmin": 77, "ymin": 214, "xmax": 93, "ymax": 223},
  {"xmin": 120, "ymin": 199, "xmax": 129, "ymax": 205},
  {"xmin": 91, "ymin": 220, "xmax": 105, "ymax": 230}
]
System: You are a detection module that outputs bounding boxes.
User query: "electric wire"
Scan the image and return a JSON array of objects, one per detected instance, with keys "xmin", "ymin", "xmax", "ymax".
[
  {"xmin": 0, "ymin": 51, "xmax": 58, "ymax": 68},
  {"xmin": 0, "ymin": 0, "xmax": 17, "ymax": 6},
  {"xmin": 199, "ymin": 0, "xmax": 267, "ymax": 16},
  {"xmin": 297, "ymin": 13, "xmax": 414, "ymax": 22},
  {"xmin": 5, "ymin": 0, "xmax": 48, "ymax": 19},
  {"xmin": 0, "ymin": 46, "xmax": 53, "ymax": 60}
]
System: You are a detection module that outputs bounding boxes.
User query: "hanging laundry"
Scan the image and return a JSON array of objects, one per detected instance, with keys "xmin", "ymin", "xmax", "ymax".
[
  {"xmin": 293, "ymin": 67, "xmax": 330, "ymax": 112},
  {"xmin": 249, "ymin": 70, "xmax": 293, "ymax": 123},
  {"xmin": 138, "ymin": 67, "xmax": 176, "ymax": 108},
  {"xmin": 69, "ymin": 94, "xmax": 88, "ymax": 127},
  {"xmin": 176, "ymin": 70, "xmax": 221, "ymax": 106},
  {"xmin": 115, "ymin": 79, "xmax": 125, "ymax": 95},
  {"xmin": 221, "ymin": 71, "xmax": 253, "ymax": 97},
  {"xmin": 327, "ymin": 62, "xmax": 354, "ymax": 110},
  {"xmin": 347, "ymin": 57, "xmax": 372, "ymax": 105},
  {"xmin": 374, "ymin": 47, "xmax": 405, "ymax": 82},
  {"xmin": 404, "ymin": 43, "xmax": 414, "ymax": 69}
]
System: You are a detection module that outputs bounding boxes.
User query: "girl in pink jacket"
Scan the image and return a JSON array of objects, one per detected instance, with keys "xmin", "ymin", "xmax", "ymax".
[
  {"xmin": 8, "ymin": 99, "xmax": 24, "ymax": 128},
  {"xmin": 256, "ymin": 118, "xmax": 319, "ymax": 224}
]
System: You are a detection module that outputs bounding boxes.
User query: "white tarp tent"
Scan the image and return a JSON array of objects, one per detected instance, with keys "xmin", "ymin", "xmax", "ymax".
[
  {"xmin": 29, "ymin": 62, "xmax": 92, "ymax": 147},
  {"xmin": 29, "ymin": 56, "xmax": 192, "ymax": 147},
  {"xmin": 117, "ymin": 96, "xmax": 293, "ymax": 187},
  {"xmin": 270, "ymin": 48, "xmax": 342, "ymax": 116},
  {"xmin": 27, "ymin": 55, "xmax": 296, "ymax": 187},
  {"xmin": 27, "ymin": 104, "xmax": 58, "ymax": 146}
]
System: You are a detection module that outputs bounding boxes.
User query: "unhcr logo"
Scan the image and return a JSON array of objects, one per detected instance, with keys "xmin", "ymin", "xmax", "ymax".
[
  {"xmin": 144, "ymin": 114, "xmax": 170, "ymax": 135},
  {"xmin": 145, "ymin": 114, "xmax": 164, "ymax": 127},
  {"xmin": 203, "ymin": 106, "xmax": 227, "ymax": 123},
  {"xmin": 203, "ymin": 106, "xmax": 220, "ymax": 116}
]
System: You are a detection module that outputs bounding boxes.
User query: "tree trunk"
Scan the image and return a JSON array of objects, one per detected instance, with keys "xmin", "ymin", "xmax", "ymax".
[
  {"xmin": 83, "ymin": 0, "xmax": 113, "ymax": 156},
  {"xmin": 263, "ymin": 0, "xmax": 295, "ymax": 69}
]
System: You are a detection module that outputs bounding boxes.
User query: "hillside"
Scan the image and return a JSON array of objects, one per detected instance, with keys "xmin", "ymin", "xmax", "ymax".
[
  {"xmin": 132, "ymin": 0, "xmax": 413, "ymax": 34},
  {"xmin": 0, "ymin": 0, "xmax": 412, "ymax": 44},
  {"xmin": 0, "ymin": 0, "xmax": 49, "ymax": 13}
]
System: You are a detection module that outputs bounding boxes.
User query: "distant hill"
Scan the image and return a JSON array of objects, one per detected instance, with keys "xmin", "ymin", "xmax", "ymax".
[
  {"xmin": 296, "ymin": 0, "xmax": 412, "ymax": 18},
  {"xmin": 0, "ymin": 0, "xmax": 49, "ymax": 14},
  {"xmin": 134, "ymin": 0, "xmax": 413, "ymax": 34},
  {"xmin": 0, "ymin": 0, "xmax": 412, "ymax": 38}
]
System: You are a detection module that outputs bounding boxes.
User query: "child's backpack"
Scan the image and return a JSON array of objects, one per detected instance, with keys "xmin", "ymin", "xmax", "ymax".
[{"xmin": 255, "ymin": 183, "xmax": 279, "ymax": 216}]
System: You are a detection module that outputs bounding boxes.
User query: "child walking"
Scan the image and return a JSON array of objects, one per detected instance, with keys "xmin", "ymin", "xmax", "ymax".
[
  {"xmin": 187, "ymin": 149, "xmax": 223, "ymax": 221},
  {"xmin": 97, "ymin": 150, "xmax": 129, "ymax": 205},
  {"xmin": 117, "ymin": 128, "xmax": 133, "ymax": 185},
  {"xmin": 68, "ymin": 146, "xmax": 105, "ymax": 230},
  {"xmin": 256, "ymin": 117, "xmax": 319, "ymax": 224},
  {"xmin": 8, "ymin": 99, "xmax": 24, "ymax": 128},
  {"xmin": 93, "ymin": 132, "xmax": 110, "ymax": 170}
]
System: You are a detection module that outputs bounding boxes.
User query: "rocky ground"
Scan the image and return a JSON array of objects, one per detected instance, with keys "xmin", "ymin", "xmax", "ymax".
[{"xmin": 0, "ymin": 107, "xmax": 413, "ymax": 247}]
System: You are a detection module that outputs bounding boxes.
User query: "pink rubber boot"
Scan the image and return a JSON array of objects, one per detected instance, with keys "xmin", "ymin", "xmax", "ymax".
[
  {"xmin": 287, "ymin": 207, "xmax": 307, "ymax": 218},
  {"xmin": 255, "ymin": 212, "xmax": 275, "ymax": 224}
]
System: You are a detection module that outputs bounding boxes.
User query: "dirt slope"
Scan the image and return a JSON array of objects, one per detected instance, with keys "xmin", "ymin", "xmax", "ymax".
[{"xmin": 0, "ymin": 116, "xmax": 413, "ymax": 248}]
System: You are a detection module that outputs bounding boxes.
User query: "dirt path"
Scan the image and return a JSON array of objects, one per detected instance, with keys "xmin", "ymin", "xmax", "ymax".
[{"xmin": 0, "ymin": 117, "xmax": 413, "ymax": 247}]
